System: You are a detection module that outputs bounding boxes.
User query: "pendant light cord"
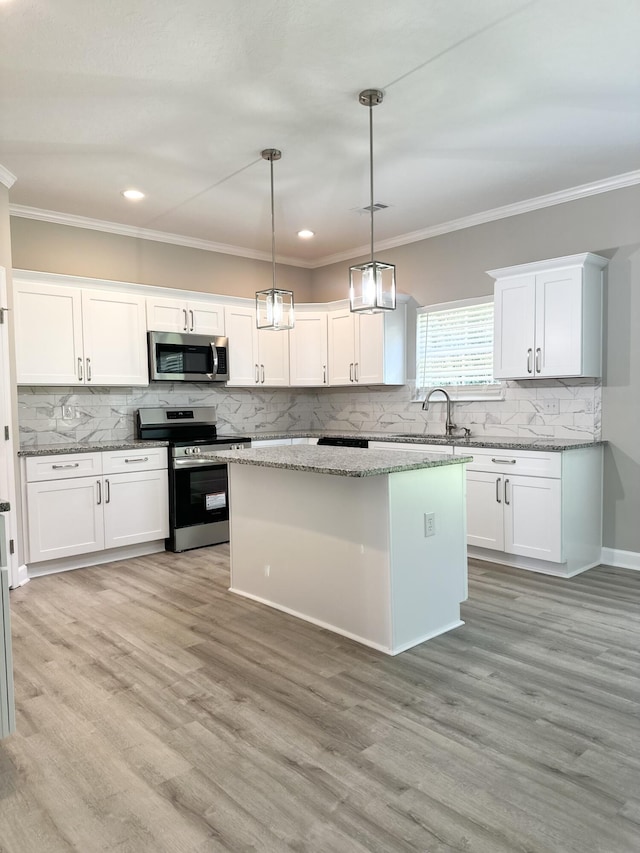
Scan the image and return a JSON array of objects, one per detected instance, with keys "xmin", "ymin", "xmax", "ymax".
[
  {"xmin": 270, "ymin": 155, "xmax": 277, "ymax": 291},
  {"xmin": 369, "ymin": 100, "xmax": 375, "ymax": 266}
]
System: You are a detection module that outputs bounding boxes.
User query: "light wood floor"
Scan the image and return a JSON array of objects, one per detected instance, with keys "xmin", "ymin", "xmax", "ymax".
[{"xmin": 0, "ymin": 548, "xmax": 639, "ymax": 853}]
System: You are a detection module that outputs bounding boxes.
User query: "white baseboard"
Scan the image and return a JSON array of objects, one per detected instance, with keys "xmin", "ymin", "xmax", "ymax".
[
  {"xmin": 600, "ymin": 547, "xmax": 640, "ymax": 571},
  {"xmin": 26, "ymin": 541, "xmax": 165, "ymax": 578},
  {"xmin": 16, "ymin": 564, "xmax": 29, "ymax": 587}
]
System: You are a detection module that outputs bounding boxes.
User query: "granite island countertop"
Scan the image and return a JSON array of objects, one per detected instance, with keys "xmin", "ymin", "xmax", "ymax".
[
  {"xmin": 209, "ymin": 444, "xmax": 472, "ymax": 477},
  {"xmin": 18, "ymin": 439, "xmax": 169, "ymax": 457}
]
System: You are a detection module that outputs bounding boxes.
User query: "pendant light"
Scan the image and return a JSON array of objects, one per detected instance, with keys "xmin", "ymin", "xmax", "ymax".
[
  {"xmin": 349, "ymin": 89, "xmax": 396, "ymax": 313},
  {"xmin": 256, "ymin": 148, "xmax": 295, "ymax": 330}
]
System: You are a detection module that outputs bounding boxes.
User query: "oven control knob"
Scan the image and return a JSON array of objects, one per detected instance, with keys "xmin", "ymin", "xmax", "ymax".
[{"xmin": 193, "ymin": 447, "xmax": 201, "ymax": 455}]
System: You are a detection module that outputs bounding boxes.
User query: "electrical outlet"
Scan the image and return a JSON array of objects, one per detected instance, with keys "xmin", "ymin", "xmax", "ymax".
[
  {"xmin": 62, "ymin": 404, "xmax": 73, "ymax": 420},
  {"xmin": 541, "ymin": 399, "xmax": 559, "ymax": 415},
  {"xmin": 424, "ymin": 512, "xmax": 435, "ymax": 537},
  {"xmin": 584, "ymin": 399, "xmax": 594, "ymax": 414},
  {"xmin": 264, "ymin": 564, "xmax": 271, "ymax": 578}
]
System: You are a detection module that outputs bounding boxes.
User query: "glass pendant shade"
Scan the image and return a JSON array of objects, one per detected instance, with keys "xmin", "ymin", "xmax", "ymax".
[
  {"xmin": 255, "ymin": 148, "xmax": 294, "ymax": 331},
  {"xmin": 349, "ymin": 260, "xmax": 396, "ymax": 313},
  {"xmin": 256, "ymin": 287, "xmax": 295, "ymax": 331}
]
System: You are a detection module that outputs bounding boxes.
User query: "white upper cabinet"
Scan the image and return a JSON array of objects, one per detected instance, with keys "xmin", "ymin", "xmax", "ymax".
[
  {"xmin": 146, "ymin": 295, "xmax": 225, "ymax": 336},
  {"xmin": 490, "ymin": 253, "xmax": 607, "ymax": 380},
  {"xmin": 289, "ymin": 311, "xmax": 328, "ymax": 386},
  {"xmin": 224, "ymin": 305, "xmax": 290, "ymax": 387},
  {"xmin": 14, "ymin": 279, "xmax": 148, "ymax": 386},
  {"xmin": 327, "ymin": 304, "xmax": 406, "ymax": 386}
]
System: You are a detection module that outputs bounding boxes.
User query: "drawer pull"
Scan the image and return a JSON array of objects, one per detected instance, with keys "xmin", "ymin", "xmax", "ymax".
[
  {"xmin": 105, "ymin": 479, "xmax": 110, "ymax": 504},
  {"xmin": 527, "ymin": 348, "xmax": 533, "ymax": 374},
  {"xmin": 496, "ymin": 477, "xmax": 502, "ymax": 504},
  {"xmin": 96, "ymin": 480, "xmax": 102, "ymax": 505},
  {"xmin": 52, "ymin": 463, "xmax": 79, "ymax": 470},
  {"xmin": 491, "ymin": 458, "xmax": 517, "ymax": 465},
  {"xmin": 124, "ymin": 457, "xmax": 149, "ymax": 464},
  {"xmin": 504, "ymin": 478, "xmax": 510, "ymax": 505}
]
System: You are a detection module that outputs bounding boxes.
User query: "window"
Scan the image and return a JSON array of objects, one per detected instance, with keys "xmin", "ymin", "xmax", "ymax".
[{"xmin": 416, "ymin": 296, "xmax": 502, "ymax": 399}]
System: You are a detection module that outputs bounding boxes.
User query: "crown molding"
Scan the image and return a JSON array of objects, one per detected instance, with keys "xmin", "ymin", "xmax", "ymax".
[
  {"xmin": 9, "ymin": 169, "xmax": 640, "ymax": 270},
  {"xmin": 8, "ymin": 204, "xmax": 315, "ymax": 269},
  {"xmin": 311, "ymin": 169, "xmax": 640, "ymax": 268},
  {"xmin": 0, "ymin": 164, "xmax": 17, "ymax": 190}
]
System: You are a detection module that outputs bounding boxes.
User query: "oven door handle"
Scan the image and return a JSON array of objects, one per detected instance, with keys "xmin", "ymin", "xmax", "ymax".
[{"xmin": 173, "ymin": 457, "xmax": 227, "ymax": 469}]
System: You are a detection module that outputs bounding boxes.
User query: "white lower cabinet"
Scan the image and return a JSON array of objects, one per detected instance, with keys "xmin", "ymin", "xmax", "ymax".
[{"xmin": 25, "ymin": 449, "xmax": 169, "ymax": 565}]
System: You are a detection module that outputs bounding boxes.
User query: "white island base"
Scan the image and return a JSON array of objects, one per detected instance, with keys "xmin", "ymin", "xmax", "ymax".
[{"xmin": 227, "ymin": 459, "xmax": 468, "ymax": 655}]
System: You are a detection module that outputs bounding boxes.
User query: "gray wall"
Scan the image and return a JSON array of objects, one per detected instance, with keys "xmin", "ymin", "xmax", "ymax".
[
  {"xmin": 310, "ymin": 184, "xmax": 640, "ymax": 554},
  {"xmin": 10, "ymin": 217, "xmax": 313, "ymax": 302}
]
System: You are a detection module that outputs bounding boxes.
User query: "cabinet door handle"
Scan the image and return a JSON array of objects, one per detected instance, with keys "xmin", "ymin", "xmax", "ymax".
[
  {"xmin": 86, "ymin": 358, "xmax": 92, "ymax": 382},
  {"xmin": 354, "ymin": 362, "xmax": 359, "ymax": 382},
  {"xmin": 255, "ymin": 363, "xmax": 259, "ymax": 383},
  {"xmin": 527, "ymin": 348, "xmax": 533, "ymax": 374},
  {"xmin": 189, "ymin": 309, "xmax": 194, "ymax": 332},
  {"xmin": 52, "ymin": 462, "xmax": 79, "ymax": 470},
  {"xmin": 491, "ymin": 458, "xmax": 517, "ymax": 465},
  {"xmin": 96, "ymin": 480, "xmax": 102, "ymax": 505},
  {"xmin": 183, "ymin": 308, "xmax": 188, "ymax": 331},
  {"xmin": 78, "ymin": 357, "xmax": 83, "ymax": 382},
  {"xmin": 261, "ymin": 364, "xmax": 265, "ymax": 384},
  {"xmin": 535, "ymin": 347, "xmax": 542, "ymax": 374},
  {"xmin": 323, "ymin": 364, "xmax": 326, "ymax": 384},
  {"xmin": 124, "ymin": 457, "xmax": 148, "ymax": 464},
  {"xmin": 105, "ymin": 479, "xmax": 110, "ymax": 504},
  {"xmin": 496, "ymin": 477, "xmax": 502, "ymax": 503},
  {"xmin": 504, "ymin": 478, "xmax": 510, "ymax": 505},
  {"xmin": 349, "ymin": 363, "xmax": 354, "ymax": 382}
]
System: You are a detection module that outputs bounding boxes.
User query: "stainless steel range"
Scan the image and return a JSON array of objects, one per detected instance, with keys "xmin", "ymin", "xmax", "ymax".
[{"xmin": 136, "ymin": 407, "xmax": 250, "ymax": 552}]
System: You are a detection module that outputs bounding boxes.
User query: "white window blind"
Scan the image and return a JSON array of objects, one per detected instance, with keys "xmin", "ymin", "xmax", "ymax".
[{"xmin": 416, "ymin": 296, "xmax": 500, "ymax": 394}]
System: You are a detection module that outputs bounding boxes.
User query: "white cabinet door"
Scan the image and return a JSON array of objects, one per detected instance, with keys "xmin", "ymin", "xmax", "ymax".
[
  {"xmin": 465, "ymin": 470, "xmax": 504, "ymax": 551},
  {"xmin": 188, "ymin": 300, "xmax": 225, "ymax": 336},
  {"xmin": 328, "ymin": 309, "xmax": 355, "ymax": 385},
  {"xmin": 27, "ymin": 477, "xmax": 104, "ymax": 562},
  {"xmin": 355, "ymin": 312, "xmax": 384, "ymax": 384},
  {"xmin": 82, "ymin": 291, "xmax": 148, "ymax": 385},
  {"xmin": 103, "ymin": 470, "xmax": 169, "ymax": 549},
  {"xmin": 289, "ymin": 312, "xmax": 328, "ymax": 386},
  {"xmin": 146, "ymin": 296, "xmax": 190, "ymax": 333},
  {"xmin": 534, "ymin": 267, "xmax": 582, "ymax": 377},
  {"xmin": 493, "ymin": 276, "xmax": 536, "ymax": 379},
  {"xmin": 224, "ymin": 306, "xmax": 259, "ymax": 386},
  {"xmin": 258, "ymin": 328, "xmax": 290, "ymax": 386},
  {"xmin": 503, "ymin": 475, "xmax": 562, "ymax": 562},
  {"xmin": 14, "ymin": 282, "xmax": 84, "ymax": 385}
]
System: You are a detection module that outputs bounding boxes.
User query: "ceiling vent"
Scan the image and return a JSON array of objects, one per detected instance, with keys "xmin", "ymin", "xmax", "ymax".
[{"xmin": 362, "ymin": 202, "xmax": 389, "ymax": 212}]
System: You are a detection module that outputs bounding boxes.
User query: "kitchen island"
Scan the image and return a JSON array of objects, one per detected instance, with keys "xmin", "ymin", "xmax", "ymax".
[{"xmin": 212, "ymin": 445, "xmax": 471, "ymax": 655}]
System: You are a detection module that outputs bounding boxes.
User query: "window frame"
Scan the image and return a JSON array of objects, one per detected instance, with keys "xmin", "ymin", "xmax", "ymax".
[{"xmin": 415, "ymin": 294, "xmax": 504, "ymax": 402}]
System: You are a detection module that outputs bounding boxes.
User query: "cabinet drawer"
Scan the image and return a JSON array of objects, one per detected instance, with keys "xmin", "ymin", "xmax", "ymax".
[
  {"xmin": 25, "ymin": 452, "xmax": 103, "ymax": 482},
  {"xmin": 102, "ymin": 447, "xmax": 168, "ymax": 474},
  {"xmin": 454, "ymin": 446, "xmax": 561, "ymax": 478}
]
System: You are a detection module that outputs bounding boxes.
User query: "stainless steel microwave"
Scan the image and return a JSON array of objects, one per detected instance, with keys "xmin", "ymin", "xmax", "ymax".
[{"xmin": 148, "ymin": 331, "xmax": 229, "ymax": 382}]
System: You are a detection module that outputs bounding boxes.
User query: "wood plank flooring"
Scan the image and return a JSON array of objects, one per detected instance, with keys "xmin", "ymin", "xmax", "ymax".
[{"xmin": 0, "ymin": 548, "xmax": 639, "ymax": 852}]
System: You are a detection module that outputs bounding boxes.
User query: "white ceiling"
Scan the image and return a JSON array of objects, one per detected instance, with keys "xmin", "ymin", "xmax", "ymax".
[{"xmin": 1, "ymin": 0, "xmax": 639, "ymax": 267}]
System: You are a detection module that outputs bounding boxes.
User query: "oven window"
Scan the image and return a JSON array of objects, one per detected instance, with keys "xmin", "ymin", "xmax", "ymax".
[
  {"xmin": 156, "ymin": 343, "xmax": 213, "ymax": 375},
  {"xmin": 173, "ymin": 465, "xmax": 228, "ymax": 527}
]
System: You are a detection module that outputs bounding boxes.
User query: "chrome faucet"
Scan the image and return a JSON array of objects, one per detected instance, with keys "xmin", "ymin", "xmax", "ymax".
[{"xmin": 422, "ymin": 387, "xmax": 458, "ymax": 436}]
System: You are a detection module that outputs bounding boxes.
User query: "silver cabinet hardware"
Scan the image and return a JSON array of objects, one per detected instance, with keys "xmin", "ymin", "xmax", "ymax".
[
  {"xmin": 323, "ymin": 365, "xmax": 326, "ymax": 384},
  {"xmin": 86, "ymin": 357, "xmax": 92, "ymax": 381},
  {"xmin": 260, "ymin": 364, "xmax": 265, "ymax": 384},
  {"xmin": 496, "ymin": 477, "xmax": 502, "ymax": 503},
  {"xmin": 492, "ymin": 458, "xmax": 517, "ymax": 464},
  {"xmin": 189, "ymin": 309, "xmax": 194, "ymax": 332},
  {"xmin": 354, "ymin": 362, "xmax": 359, "ymax": 382},
  {"xmin": 105, "ymin": 479, "xmax": 110, "ymax": 504},
  {"xmin": 183, "ymin": 308, "xmax": 188, "ymax": 331},
  {"xmin": 78, "ymin": 357, "xmax": 83, "ymax": 381},
  {"xmin": 535, "ymin": 347, "xmax": 542, "ymax": 374},
  {"xmin": 52, "ymin": 463, "xmax": 80, "ymax": 470},
  {"xmin": 96, "ymin": 480, "xmax": 102, "ymax": 505},
  {"xmin": 527, "ymin": 348, "xmax": 533, "ymax": 374},
  {"xmin": 504, "ymin": 478, "xmax": 510, "ymax": 505},
  {"xmin": 349, "ymin": 363, "xmax": 354, "ymax": 382},
  {"xmin": 255, "ymin": 363, "xmax": 259, "ymax": 383},
  {"xmin": 124, "ymin": 457, "xmax": 148, "ymax": 464}
]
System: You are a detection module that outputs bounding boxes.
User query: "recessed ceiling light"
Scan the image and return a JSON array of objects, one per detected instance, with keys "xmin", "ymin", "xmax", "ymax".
[
  {"xmin": 121, "ymin": 189, "xmax": 145, "ymax": 200},
  {"xmin": 297, "ymin": 229, "xmax": 314, "ymax": 238}
]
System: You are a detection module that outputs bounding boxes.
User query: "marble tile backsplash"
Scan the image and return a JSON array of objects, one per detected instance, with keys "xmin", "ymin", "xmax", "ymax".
[{"xmin": 18, "ymin": 378, "xmax": 601, "ymax": 446}]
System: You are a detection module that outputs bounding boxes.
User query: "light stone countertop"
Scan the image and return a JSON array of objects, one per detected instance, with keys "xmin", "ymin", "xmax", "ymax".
[
  {"xmin": 208, "ymin": 444, "xmax": 472, "ymax": 478},
  {"xmin": 18, "ymin": 439, "xmax": 169, "ymax": 457}
]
